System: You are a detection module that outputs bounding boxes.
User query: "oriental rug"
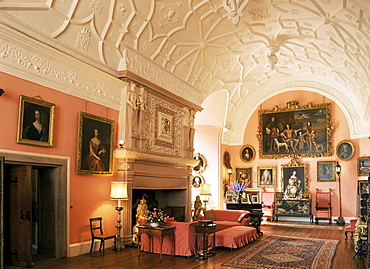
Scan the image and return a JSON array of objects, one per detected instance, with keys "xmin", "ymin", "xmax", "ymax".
[
  {"xmin": 222, "ymin": 235, "xmax": 339, "ymax": 269},
  {"xmin": 262, "ymin": 221, "xmax": 344, "ymax": 230}
]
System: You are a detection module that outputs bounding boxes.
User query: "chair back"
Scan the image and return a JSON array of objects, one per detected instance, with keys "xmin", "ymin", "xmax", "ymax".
[
  {"xmin": 89, "ymin": 217, "xmax": 104, "ymax": 236},
  {"xmin": 261, "ymin": 192, "xmax": 275, "ymax": 207},
  {"xmin": 316, "ymin": 191, "xmax": 331, "ymax": 208}
]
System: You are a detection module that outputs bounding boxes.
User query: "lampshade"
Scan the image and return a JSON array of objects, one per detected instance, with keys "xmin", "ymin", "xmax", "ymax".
[
  {"xmin": 109, "ymin": 181, "xmax": 128, "ymax": 200},
  {"xmin": 200, "ymin": 183, "xmax": 212, "ymax": 196}
]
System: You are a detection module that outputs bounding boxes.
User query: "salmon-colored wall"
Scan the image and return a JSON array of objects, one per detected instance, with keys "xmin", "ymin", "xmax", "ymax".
[
  {"xmin": 223, "ymin": 91, "xmax": 365, "ymax": 219},
  {"xmin": 0, "ymin": 72, "xmax": 119, "ymax": 244}
]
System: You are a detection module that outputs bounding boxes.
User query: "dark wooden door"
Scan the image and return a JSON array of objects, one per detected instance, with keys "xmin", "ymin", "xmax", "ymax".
[{"xmin": 9, "ymin": 165, "xmax": 33, "ymax": 267}]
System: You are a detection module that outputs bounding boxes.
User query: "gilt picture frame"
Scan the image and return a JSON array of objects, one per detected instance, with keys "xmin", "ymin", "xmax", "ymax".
[
  {"xmin": 257, "ymin": 101, "xmax": 332, "ymax": 159},
  {"xmin": 235, "ymin": 167, "xmax": 252, "ymax": 188},
  {"xmin": 358, "ymin": 156, "xmax": 370, "ymax": 176},
  {"xmin": 317, "ymin": 161, "xmax": 336, "ymax": 182},
  {"xmin": 17, "ymin": 95, "xmax": 55, "ymax": 147},
  {"xmin": 257, "ymin": 166, "xmax": 276, "ymax": 188},
  {"xmin": 281, "ymin": 159, "xmax": 308, "ymax": 196},
  {"xmin": 240, "ymin": 145, "xmax": 255, "ymax": 163},
  {"xmin": 336, "ymin": 140, "xmax": 355, "ymax": 161},
  {"xmin": 77, "ymin": 112, "xmax": 114, "ymax": 175}
]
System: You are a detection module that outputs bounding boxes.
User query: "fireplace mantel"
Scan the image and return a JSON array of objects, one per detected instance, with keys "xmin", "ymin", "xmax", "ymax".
[{"xmin": 114, "ymin": 148, "xmax": 197, "ymax": 245}]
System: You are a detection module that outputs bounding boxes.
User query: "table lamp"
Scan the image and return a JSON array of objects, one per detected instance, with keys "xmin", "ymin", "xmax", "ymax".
[{"xmin": 200, "ymin": 183, "xmax": 212, "ymax": 210}]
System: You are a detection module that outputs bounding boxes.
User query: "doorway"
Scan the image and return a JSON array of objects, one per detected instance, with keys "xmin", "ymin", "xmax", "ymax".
[{"xmin": 1, "ymin": 151, "xmax": 68, "ymax": 268}]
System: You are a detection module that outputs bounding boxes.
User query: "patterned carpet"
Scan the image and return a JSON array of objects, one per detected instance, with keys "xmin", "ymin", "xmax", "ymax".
[
  {"xmin": 262, "ymin": 221, "xmax": 344, "ymax": 230},
  {"xmin": 222, "ymin": 235, "xmax": 339, "ymax": 269}
]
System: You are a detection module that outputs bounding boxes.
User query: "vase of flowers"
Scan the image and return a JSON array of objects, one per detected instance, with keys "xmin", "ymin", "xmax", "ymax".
[
  {"xmin": 144, "ymin": 208, "xmax": 168, "ymax": 227},
  {"xmin": 228, "ymin": 181, "xmax": 250, "ymax": 203}
]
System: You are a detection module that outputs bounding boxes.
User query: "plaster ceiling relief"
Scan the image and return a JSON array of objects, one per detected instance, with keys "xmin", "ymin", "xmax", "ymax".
[{"xmin": 1, "ymin": 0, "xmax": 370, "ymax": 143}]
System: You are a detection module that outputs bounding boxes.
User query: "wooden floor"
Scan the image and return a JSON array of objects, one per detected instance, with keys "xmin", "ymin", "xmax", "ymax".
[{"xmin": 11, "ymin": 224, "xmax": 367, "ymax": 269}]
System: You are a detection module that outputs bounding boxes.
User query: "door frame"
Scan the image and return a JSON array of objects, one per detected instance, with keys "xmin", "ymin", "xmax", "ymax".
[{"xmin": 0, "ymin": 149, "xmax": 69, "ymax": 266}]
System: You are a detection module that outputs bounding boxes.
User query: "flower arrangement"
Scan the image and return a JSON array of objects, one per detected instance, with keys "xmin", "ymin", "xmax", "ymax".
[
  {"xmin": 144, "ymin": 208, "xmax": 168, "ymax": 224},
  {"xmin": 228, "ymin": 181, "xmax": 251, "ymax": 197}
]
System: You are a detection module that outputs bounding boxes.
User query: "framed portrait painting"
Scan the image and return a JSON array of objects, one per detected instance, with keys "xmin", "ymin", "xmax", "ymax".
[
  {"xmin": 17, "ymin": 95, "xmax": 55, "ymax": 147},
  {"xmin": 317, "ymin": 161, "xmax": 336, "ymax": 182},
  {"xmin": 281, "ymin": 159, "xmax": 308, "ymax": 198},
  {"xmin": 193, "ymin": 152, "xmax": 207, "ymax": 174},
  {"xmin": 257, "ymin": 166, "xmax": 276, "ymax": 188},
  {"xmin": 240, "ymin": 145, "xmax": 255, "ymax": 163},
  {"xmin": 192, "ymin": 175, "xmax": 204, "ymax": 188},
  {"xmin": 336, "ymin": 140, "xmax": 355, "ymax": 161},
  {"xmin": 358, "ymin": 156, "xmax": 370, "ymax": 176},
  {"xmin": 257, "ymin": 101, "xmax": 332, "ymax": 159},
  {"xmin": 236, "ymin": 168, "xmax": 252, "ymax": 187},
  {"xmin": 77, "ymin": 112, "xmax": 114, "ymax": 175}
]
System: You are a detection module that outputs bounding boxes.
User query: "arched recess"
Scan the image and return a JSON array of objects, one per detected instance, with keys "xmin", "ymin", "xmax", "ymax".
[
  {"xmin": 223, "ymin": 80, "xmax": 368, "ymax": 146},
  {"xmin": 193, "ymin": 89, "xmax": 228, "ymax": 209}
]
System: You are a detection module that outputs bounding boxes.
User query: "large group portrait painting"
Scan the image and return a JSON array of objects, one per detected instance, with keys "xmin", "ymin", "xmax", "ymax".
[{"xmin": 259, "ymin": 103, "xmax": 332, "ymax": 158}]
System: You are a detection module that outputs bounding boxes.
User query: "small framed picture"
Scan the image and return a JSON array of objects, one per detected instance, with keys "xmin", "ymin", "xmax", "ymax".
[
  {"xmin": 257, "ymin": 166, "xmax": 276, "ymax": 188},
  {"xmin": 236, "ymin": 167, "xmax": 252, "ymax": 187},
  {"xmin": 359, "ymin": 181, "xmax": 369, "ymax": 194},
  {"xmin": 226, "ymin": 193, "xmax": 233, "ymax": 203},
  {"xmin": 251, "ymin": 194, "xmax": 259, "ymax": 204},
  {"xmin": 240, "ymin": 145, "xmax": 255, "ymax": 163},
  {"xmin": 17, "ymin": 95, "xmax": 55, "ymax": 147},
  {"xmin": 192, "ymin": 175, "xmax": 204, "ymax": 188},
  {"xmin": 336, "ymin": 140, "xmax": 355, "ymax": 161},
  {"xmin": 317, "ymin": 161, "xmax": 336, "ymax": 182},
  {"xmin": 77, "ymin": 112, "xmax": 114, "ymax": 175},
  {"xmin": 358, "ymin": 156, "xmax": 370, "ymax": 176}
]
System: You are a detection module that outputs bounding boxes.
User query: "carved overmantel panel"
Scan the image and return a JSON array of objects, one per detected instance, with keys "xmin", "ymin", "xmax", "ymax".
[{"xmin": 119, "ymin": 71, "xmax": 202, "ymax": 159}]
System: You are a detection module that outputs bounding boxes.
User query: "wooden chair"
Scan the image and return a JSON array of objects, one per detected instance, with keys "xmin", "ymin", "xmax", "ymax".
[
  {"xmin": 315, "ymin": 189, "xmax": 331, "ymax": 224},
  {"xmin": 261, "ymin": 192, "xmax": 275, "ymax": 221},
  {"xmin": 89, "ymin": 217, "xmax": 116, "ymax": 253}
]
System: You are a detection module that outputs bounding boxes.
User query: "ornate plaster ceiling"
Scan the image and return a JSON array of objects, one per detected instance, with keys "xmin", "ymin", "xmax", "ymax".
[{"xmin": 1, "ymin": 0, "xmax": 370, "ymax": 144}]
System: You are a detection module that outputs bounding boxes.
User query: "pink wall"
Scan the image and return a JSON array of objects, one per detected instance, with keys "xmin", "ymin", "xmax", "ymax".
[
  {"xmin": 223, "ymin": 91, "xmax": 360, "ymax": 219},
  {"xmin": 0, "ymin": 72, "xmax": 119, "ymax": 244}
]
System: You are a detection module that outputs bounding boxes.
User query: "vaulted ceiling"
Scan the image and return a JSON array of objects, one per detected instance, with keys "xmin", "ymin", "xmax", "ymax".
[{"xmin": 1, "ymin": 0, "xmax": 369, "ymax": 144}]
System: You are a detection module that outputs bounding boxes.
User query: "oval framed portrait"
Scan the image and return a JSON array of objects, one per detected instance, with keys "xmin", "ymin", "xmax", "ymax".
[
  {"xmin": 240, "ymin": 145, "xmax": 255, "ymax": 163},
  {"xmin": 192, "ymin": 175, "xmax": 204, "ymax": 188},
  {"xmin": 336, "ymin": 140, "xmax": 355, "ymax": 161},
  {"xmin": 193, "ymin": 152, "xmax": 207, "ymax": 174}
]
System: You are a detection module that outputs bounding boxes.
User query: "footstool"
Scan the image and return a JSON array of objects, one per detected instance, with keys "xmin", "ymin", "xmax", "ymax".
[{"xmin": 215, "ymin": 226, "xmax": 258, "ymax": 249}]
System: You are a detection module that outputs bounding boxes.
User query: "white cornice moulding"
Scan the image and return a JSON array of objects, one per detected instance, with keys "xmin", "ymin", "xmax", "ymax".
[{"xmin": 0, "ymin": 25, "xmax": 123, "ymax": 110}]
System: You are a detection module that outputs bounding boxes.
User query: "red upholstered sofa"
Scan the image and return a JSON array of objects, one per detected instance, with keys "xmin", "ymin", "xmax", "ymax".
[
  {"xmin": 139, "ymin": 209, "xmax": 252, "ymax": 256},
  {"xmin": 201, "ymin": 209, "xmax": 251, "ymax": 231}
]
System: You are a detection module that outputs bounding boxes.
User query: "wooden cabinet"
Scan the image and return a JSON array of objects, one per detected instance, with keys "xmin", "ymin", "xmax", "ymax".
[{"xmin": 274, "ymin": 199, "xmax": 313, "ymax": 222}]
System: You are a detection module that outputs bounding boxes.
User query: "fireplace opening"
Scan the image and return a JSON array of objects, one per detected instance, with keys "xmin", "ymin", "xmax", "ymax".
[{"xmin": 131, "ymin": 189, "xmax": 186, "ymax": 227}]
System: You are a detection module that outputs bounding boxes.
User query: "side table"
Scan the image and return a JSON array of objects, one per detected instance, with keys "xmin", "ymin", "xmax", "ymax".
[
  {"xmin": 195, "ymin": 224, "xmax": 216, "ymax": 259},
  {"xmin": 137, "ymin": 225, "xmax": 174, "ymax": 261},
  {"xmin": 249, "ymin": 211, "xmax": 264, "ymax": 236}
]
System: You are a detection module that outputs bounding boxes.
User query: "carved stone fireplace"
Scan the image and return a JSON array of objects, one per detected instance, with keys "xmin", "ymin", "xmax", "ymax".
[{"xmin": 114, "ymin": 149, "xmax": 197, "ymax": 245}]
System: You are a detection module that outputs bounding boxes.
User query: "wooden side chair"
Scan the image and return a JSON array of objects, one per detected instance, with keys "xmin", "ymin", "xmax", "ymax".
[
  {"xmin": 314, "ymin": 189, "xmax": 332, "ymax": 224},
  {"xmin": 89, "ymin": 217, "xmax": 116, "ymax": 253}
]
